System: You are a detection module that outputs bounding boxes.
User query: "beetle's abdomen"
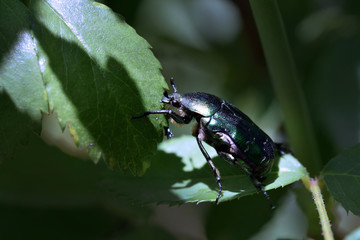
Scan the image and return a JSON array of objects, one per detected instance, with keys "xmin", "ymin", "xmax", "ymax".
[{"xmin": 205, "ymin": 101, "xmax": 275, "ymax": 176}]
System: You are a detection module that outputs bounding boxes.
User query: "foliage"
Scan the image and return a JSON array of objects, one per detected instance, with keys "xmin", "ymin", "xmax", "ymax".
[
  {"xmin": 1, "ymin": 0, "xmax": 360, "ymax": 239},
  {"xmin": 0, "ymin": 0, "xmax": 167, "ymax": 176},
  {"xmin": 322, "ymin": 144, "xmax": 360, "ymax": 216}
]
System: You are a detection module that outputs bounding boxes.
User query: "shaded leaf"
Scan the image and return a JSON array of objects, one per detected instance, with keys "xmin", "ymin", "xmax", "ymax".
[
  {"xmin": 0, "ymin": 134, "xmax": 162, "ymax": 240},
  {"xmin": 0, "ymin": 0, "xmax": 167, "ymax": 175},
  {"xmin": 0, "ymin": 132, "xmax": 109, "ymax": 207},
  {"xmin": 205, "ymin": 192, "xmax": 308, "ymax": 240},
  {"xmin": 322, "ymin": 143, "xmax": 360, "ymax": 217}
]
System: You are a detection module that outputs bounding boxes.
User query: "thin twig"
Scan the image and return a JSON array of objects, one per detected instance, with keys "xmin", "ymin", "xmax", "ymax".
[{"xmin": 309, "ymin": 177, "xmax": 334, "ymax": 240}]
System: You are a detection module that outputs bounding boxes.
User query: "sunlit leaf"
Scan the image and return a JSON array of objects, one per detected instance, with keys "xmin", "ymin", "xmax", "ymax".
[
  {"xmin": 345, "ymin": 227, "xmax": 360, "ymax": 240},
  {"xmin": 0, "ymin": 0, "xmax": 167, "ymax": 175},
  {"xmin": 104, "ymin": 135, "xmax": 307, "ymax": 204}
]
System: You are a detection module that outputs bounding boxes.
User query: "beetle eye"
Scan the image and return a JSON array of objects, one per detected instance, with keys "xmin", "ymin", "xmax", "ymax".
[
  {"xmin": 172, "ymin": 100, "xmax": 181, "ymax": 108},
  {"xmin": 163, "ymin": 91, "xmax": 169, "ymax": 98}
]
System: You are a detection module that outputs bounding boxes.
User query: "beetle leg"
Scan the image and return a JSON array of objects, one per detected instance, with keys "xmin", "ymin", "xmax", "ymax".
[
  {"xmin": 132, "ymin": 110, "xmax": 191, "ymax": 124},
  {"xmin": 248, "ymin": 172, "xmax": 274, "ymax": 209},
  {"xmin": 196, "ymin": 137, "xmax": 222, "ymax": 204},
  {"xmin": 218, "ymin": 152, "xmax": 238, "ymax": 165},
  {"xmin": 219, "ymin": 152, "xmax": 275, "ymax": 209},
  {"xmin": 275, "ymin": 143, "xmax": 294, "ymax": 156}
]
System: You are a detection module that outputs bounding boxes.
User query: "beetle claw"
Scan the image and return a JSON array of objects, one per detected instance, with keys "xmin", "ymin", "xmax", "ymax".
[
  {"xmin": 215, "ymin": 189, "xmax": 222, "ymax": 204},
  {"xmin": 164, "ymin": 127, "xmax": 174, "ymax": 139}
]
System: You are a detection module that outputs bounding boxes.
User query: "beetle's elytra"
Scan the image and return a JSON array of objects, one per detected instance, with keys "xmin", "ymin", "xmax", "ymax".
[{"xmin": 132, "ymin": 78, "xmax": 290, "ymax": 207}]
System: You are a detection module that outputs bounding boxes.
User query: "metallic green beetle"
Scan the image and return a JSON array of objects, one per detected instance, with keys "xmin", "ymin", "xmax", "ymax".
[{"xmin": 133, "ymin": 78, "xmax": 290, "ymax": 206}]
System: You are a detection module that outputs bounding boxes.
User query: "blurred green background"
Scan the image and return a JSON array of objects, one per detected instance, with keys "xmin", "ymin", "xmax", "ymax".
[{"xmin": 2, "ymin": 0, "xmax": 360, "ymax": 239}]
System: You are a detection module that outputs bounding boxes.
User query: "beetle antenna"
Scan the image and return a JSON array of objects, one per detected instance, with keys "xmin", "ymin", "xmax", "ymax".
[{"xmin": 170, "ymin": 77, "xmax": 177, "ymax": 93}]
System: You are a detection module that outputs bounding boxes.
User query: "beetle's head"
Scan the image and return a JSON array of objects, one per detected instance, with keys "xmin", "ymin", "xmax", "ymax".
[
  {"xmin": 160, "ymin": 77, "xmax": 182, "ymax": 108},
  {"xmin": 161, "ymin": 91, "xmax": 182, "ymax": 108}
]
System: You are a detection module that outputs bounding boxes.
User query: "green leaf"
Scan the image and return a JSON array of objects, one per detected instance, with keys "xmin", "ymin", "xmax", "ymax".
[
  {"xmin": 0, "ymin": 0, "xmax": 48, "ymax": 122},
  {"xmin": 104, "ymin": 135, "xmax": 307, "ymax": 204},
  {"xmin": 0, "ymin": 0, "xmax": 167, "ymax": 175},
  {"xmin": 0, "ymin": 0, "xmax": 45, "ymax": 157},
  {"xmin": 321, "ymin": 143, "xmax": 360, "ymax": 217}
]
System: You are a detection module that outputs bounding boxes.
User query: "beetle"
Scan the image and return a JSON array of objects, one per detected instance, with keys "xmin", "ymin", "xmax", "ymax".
[{"xmin": 132, "ymin": 78, "xmax": 290, "ymax": 207}]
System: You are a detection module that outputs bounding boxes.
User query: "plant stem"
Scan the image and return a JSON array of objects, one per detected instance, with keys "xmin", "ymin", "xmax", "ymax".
[
  {"xmin": 309, "ymin": 177, "xmax": 334, "ymax": 240},
  {"xmin": 249, "ymin": 0, "xmax": 322, "ymax": 175}
]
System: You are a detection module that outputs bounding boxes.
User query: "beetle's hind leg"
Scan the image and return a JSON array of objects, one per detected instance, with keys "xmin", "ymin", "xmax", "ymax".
[
  {"xmin": 248, "ymin": 173, "xmax": 275, "ymax": 209},
  {"xmin": 219, "ymin": 152, "xmax": 275, "ymax": 209},
  {"xmin": 275, "ymin": 143, "xmax": 294, "ymax": 156}
]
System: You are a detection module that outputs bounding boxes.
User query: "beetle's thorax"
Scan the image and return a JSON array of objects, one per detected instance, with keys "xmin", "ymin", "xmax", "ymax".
[{"xmin": 177, "ymin": 92, "xmax": 222, "ymax": 117}]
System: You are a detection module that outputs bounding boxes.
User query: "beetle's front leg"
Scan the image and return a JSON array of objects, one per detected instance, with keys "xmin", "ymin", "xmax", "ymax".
[
  {"xmin": 132, "ymin": 110, "xmax": 191, "ymax": 124},
  {"xmin": 196, "ymin": 137, "xmax": 222, "ymax": 203},
  {"xmin": 132, "ymin": 110, "xmax": 189, "ymax": 139}
]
